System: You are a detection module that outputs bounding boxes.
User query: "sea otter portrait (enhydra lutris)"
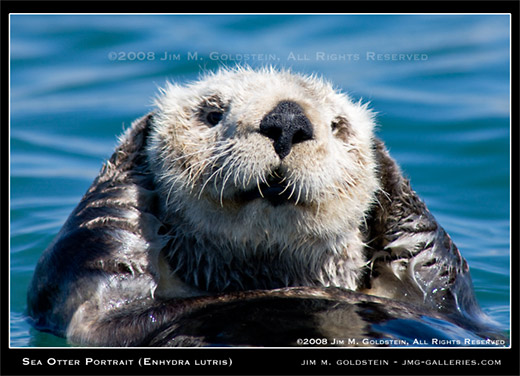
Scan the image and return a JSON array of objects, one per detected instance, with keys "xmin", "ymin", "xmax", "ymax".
[{"xmin": 27, "ymin": 67, "xmax": 503, "ymax": 347}]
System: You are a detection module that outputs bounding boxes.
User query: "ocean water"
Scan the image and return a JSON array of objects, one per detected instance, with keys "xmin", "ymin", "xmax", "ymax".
[{"xmin": 9, "ymin": 14, "xmax": 510, "ymax": 347}]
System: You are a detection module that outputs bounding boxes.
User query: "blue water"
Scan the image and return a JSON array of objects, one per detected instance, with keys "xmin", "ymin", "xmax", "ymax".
[{"xmin": 9, "ymin": 14, "xmax": 510, "ymax": 347}]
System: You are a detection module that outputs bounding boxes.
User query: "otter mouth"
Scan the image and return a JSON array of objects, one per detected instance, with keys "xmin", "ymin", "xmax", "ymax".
[{"xmin": 237, "ymin": 175, "xmax": 295, "ymax": 206}]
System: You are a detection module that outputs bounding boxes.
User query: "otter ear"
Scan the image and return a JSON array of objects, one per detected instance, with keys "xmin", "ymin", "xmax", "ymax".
[
  {"xmin": 136, "ymin": 112, "xmax": 155, "ymax": 136},
  {"xmin": 116, "ymin": 112, "xmax": 155, "ymax": 156}
]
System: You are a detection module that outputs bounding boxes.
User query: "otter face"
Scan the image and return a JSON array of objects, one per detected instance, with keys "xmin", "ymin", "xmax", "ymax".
[{"xmin": 148, "ymin": 68, "xmax": 379, "ymax": 243}]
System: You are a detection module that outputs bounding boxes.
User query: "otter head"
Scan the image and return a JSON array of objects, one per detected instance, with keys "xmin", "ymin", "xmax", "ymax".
[{"xmin": 147, "ymin": 67, "xmax": 379, "ymax": 291}]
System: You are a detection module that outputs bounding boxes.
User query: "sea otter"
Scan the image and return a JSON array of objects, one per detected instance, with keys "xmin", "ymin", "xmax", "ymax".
[{"xmin": 27, "ymin": 67, "xmax": 501, "ymax": 347}]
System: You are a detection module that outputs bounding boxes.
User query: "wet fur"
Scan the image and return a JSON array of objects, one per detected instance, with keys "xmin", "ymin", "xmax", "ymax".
[{"xmin": 28, "ymin": 68, "xmax": 489, "ymax": 346}]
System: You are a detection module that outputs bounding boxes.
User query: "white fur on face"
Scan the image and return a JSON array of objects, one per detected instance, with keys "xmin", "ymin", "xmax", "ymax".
[{"xmin": 147, "ymin": 67, "xmax": 379, "ymax": 248}]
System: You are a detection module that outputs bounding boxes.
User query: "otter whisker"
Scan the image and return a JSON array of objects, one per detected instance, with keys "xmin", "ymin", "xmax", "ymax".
[
  {"xmin": 198, "ymin": 163, "xmax": 226, "ymax": 199},
  {"xmin": 259, "ymin": 172, "xmax": 268, "ymax": 186},
  {"xmin": 219, "ymin": 156, "xmax": 241, "ymax": 205},
  {"xmin": 278, "ymin": 183, "xmax": 291, "ymax": 196},
  {"xmin": 245, "ymin": 169, "xmax": 255, "ymax": 188},
  {"xmin": 294, "ymin": 183, "xmax": 303, "ymax": 206},
  {"xmin": 188, "ymin": 148, "xmax": 232, "ymax": 187},
  {"xmin": 196, "ymin": 144, "xmax": 236, "ymax": 199},
  {"xmin": 256, "ymin": 176, "xmax": 265, "ymax": 198},
  {"xmin": 286, "ymin": 180, "xmax": 297, "ymax": 201},
  {"xmin": 167, "ymin": 148, "xmax": 217, "ymax": 164}
]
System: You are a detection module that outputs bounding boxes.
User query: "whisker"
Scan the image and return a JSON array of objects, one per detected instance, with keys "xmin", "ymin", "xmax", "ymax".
[
  {"xmin": 256, "ymin": 176, "xmax": 264, "ymax": 198},
  {"xmin": 220, "ymin": 157, "xmax": 239, "ymax": 206},
  {"xmin": 286, "ymin": 181, "xmax": 297, "ymax": 200},
  {"xmin": 294, "ymin": 184, "xmax": 303, "ymax": 206}
]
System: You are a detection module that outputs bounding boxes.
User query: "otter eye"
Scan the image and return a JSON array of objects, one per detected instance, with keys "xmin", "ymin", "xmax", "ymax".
[
  {"xmin": 206, "ymin": 111, "xmax": 223, "ymax": 126},
  {"xmin": 331, "ymin": 117, "xmax": 350, "ymax": 131},
  {"xmin": 330, "ymin": 117, "xmax": 352, "ymax": 141},
  {"xmin": 331, "ymin": 119, "xmax": 344, "ymax": 133}
]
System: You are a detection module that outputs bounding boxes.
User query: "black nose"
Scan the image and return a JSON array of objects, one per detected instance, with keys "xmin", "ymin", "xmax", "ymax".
[{"xmin": 259, "ymin": 101, "xmax": 314, "ymax": 159}]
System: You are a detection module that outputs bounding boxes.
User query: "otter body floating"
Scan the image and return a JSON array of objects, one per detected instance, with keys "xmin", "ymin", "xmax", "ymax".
[{"xmin": 27, "ymin": 67, "xmax": 504, "ymax": 346}]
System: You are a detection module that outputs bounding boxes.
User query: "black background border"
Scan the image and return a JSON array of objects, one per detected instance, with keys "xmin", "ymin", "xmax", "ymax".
[{"xmin": 2, "ymin": 1, "xmax": 518, "ymax": 375}]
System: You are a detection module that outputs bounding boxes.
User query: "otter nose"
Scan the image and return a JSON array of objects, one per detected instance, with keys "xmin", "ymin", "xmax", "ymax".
[{"xmin": 259, "ymin": 101, "xmax": 314, "ymax": 159}]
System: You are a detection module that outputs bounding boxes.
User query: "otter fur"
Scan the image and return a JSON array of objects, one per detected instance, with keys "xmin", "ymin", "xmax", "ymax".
[{"xmin": 27, "ymin": 67, "xmax": 499, "ymax": 347}]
